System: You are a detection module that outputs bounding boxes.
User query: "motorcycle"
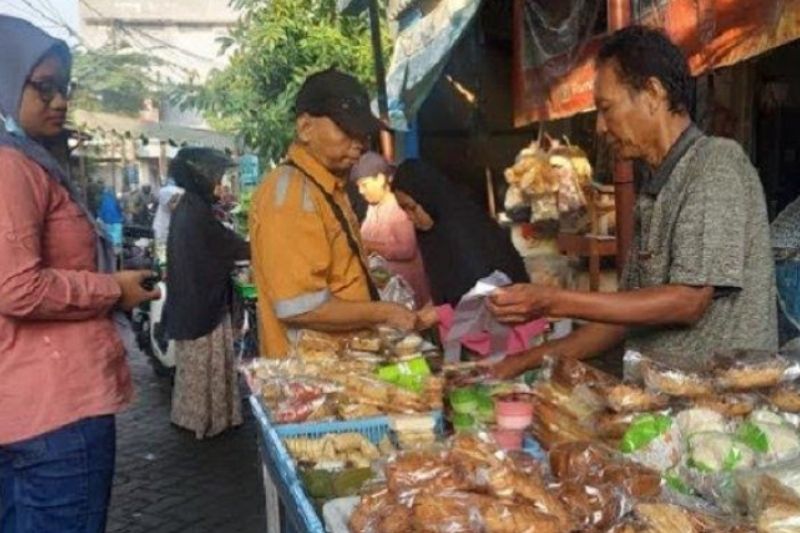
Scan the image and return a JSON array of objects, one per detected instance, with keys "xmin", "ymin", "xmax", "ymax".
[{"xmin": 122, "ymin": 225, "xmax": 175, "ymax": 379}]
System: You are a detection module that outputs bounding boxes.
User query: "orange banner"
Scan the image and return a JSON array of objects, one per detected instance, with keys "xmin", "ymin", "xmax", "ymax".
[{"xmin": 513, "ymin": 0, "xmax": 800, "ymax": 127}]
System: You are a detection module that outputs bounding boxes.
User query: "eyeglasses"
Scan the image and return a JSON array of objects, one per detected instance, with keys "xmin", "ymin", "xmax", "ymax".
[{"xmin": 26, "ymin": 79, "xmax": 73, "ymax": 104}]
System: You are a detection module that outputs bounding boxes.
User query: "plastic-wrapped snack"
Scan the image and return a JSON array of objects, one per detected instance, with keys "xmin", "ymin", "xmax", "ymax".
[
  {"xmin": 530, "ymin": 398, "xmax": 597, "ymax": 449},
  {"xmin": 595, "ymin": 411, "xmax": 637, "ymax": 440},
  {"xmin": 544, "ymin": 355, "xmax": 618, "ymax": 391},
  {"xmin": 554, "ymin": 480, "xmax": 625, "ymax": 531},
  {"xmin": 737, "ymin": 410, "xmax": 800, "ymax": 465},
  {"xmin": 736, "ymin": 473, "xmax": 800, "ymax": 533},
  {"xmin": 348, "ymin": 486, "xmax": 393, "ymax": 533},
  {"xmin": 642, "ymin": 359, "xmax": 714, "ymax": 398},
  {"xmin": 713, "ymin": 351, "xmax": 790, "ymax": 392},
  {"xmin": 271, "ymin": 396, "xmax": 326, "ymax": 424},
  {"xmin": 295, "ymin": 329, "xmax": 342, "ymax": 360},
  {"xmin": 487, "ymin": 466, "xmax": 572, "ymax": 528},
  {"xmin": 620, "ymin": 413, "xmax": 682, "ymax": 472},
  {"xmin": 770, "ymin": 382, "xmax": 800, "ymax": 414},
  {"xmin": 631, "ymin": 502, "xmax": 724, "ymax": 533},
  {"xmin": 603, "ymin": 383, "xmax": 670, "ymax": 414},
  {"xmin": 549, "ymin": 441, "xmax": 612, "ymax": 481},
  {"xmin": 481, "ymin": 500, "xmax": 562, "ymax": 533},
  {"xmin": 410, "ymin": 491, "xmax": 490, "ymax": 533},
  {"xmin": 676, "ymin": 408, "xmax": 729, "ymax": 437},
  {"xmin": 385, "ymin": 450, "xmax": 467, "ymax": 497},
  {"xmin": 693, "ymin": 394, "xmax": 757, "ymax": 418},
  {"xmin": 686, "ymin": 432, "xmax": 756, "ymax": 473},
  {"xmin": 348, "ymin": 335, "xmax": 382, "ymax": 354}
]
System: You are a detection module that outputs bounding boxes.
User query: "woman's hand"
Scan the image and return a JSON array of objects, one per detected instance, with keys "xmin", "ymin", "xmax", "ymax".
[
  {"xmin": 415, "ymin": 303, "xmax": 439, "ymax": 330},
  {"xmin": 113, "ymin": 270, "xmax": 161, "ymax": 311}
]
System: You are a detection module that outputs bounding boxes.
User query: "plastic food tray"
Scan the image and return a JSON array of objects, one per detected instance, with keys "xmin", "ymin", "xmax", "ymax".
[{"xmin": 250, "ymin": 396, "xmax": 444, "ymax": 533}]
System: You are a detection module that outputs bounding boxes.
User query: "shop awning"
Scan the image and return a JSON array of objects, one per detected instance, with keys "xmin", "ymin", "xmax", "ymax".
[
  {"xmin": 513, "ymin": 0, "xmax": 800, "ymax": 127},
  {"xmin": 385, "ymin": 0, "xmax": 483, "ymax": 130},
  {"xmin": 71, "ymin": 109, "xmax": 236, "ymax": 151}
]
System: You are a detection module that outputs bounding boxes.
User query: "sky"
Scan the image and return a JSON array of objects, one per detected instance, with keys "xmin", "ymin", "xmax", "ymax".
[{"xmin": 0, "ymin": 0, "xmax": 79, "ymax": 43}]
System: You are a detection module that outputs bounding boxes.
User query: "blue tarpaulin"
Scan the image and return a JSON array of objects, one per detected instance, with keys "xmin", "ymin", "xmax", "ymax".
[{"xmin": 385, "ymin": 0, "xmax": 482, "ymax": 130}]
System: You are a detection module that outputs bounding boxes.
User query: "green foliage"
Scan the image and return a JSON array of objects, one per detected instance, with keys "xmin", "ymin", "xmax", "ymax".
[
  {"xmin": 173, "ymin": 0, "xmax": 392, "ymax": 162},
  {"xmin": 72, "ymin": 43, "xmax": 165, "ymax": 116}
]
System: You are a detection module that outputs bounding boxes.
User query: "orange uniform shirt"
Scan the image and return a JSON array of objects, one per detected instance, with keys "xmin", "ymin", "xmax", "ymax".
[{"xmin": 249, "ymin": 144, "xmax": 371, "ymax": 357}]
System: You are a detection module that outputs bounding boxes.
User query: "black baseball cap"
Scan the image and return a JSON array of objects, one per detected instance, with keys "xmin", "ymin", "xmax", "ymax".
[{"xmin": 295, "ymin": 68, "xmax": 385, "ymax": 139}]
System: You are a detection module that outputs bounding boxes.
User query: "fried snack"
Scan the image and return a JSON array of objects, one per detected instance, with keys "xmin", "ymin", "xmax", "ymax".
[
  {"xmin": 482, "ymin": 501, "xmax": 562, "ymax": 533},
  {"xmin": 549, "ymin": 441, "xmax": 612, "ymax": 481},
  {"xmin": 595, "ymin": 411, "xmax": 636, "ymax": 439},
  {"xmin": 411, "ymin": 492, "xmax": 490, "ymax": 533},
  {"xmin": 714, "ymin": 351, "xmax": 789, "ymax": 391},
  {"xmin": 349, "ymin": 335, "xmax": 382, "ymax": 353},
  {"xmin": 548, "ymin": 355, "xmax": 618, "ymax": 391},
  {"xmin": 769, "ymin": 382, "xmax": 800, "ymax": 413},
  {"xmin": 337, "ymin": 403, "xmax": 383, "ymax": 420},
  {"xmin": 345, "ymin": 376, "xmax": 391, "ymax": 406},
  {"xmin": 693, "ymin": 393, "xmax": 756, "ymax": 417},
  {"xmin": 349, "ymin": 486, "xmax": 392, "ymax": 533},
  {"xmin": 377, "ymin": 503, "xmax": 413, "ymax": 533},
  {"xmin": 295, "ymin": 330, "xmax": 341, "ymax": 360},
  {"xmin": 385, "ymin": 451, "xmax": 464, "ymax": 495},
  {"xmin": 603, "ymin": 462, "xmax": 662, "ymax": 499},
  {"xmin": 632, "ymin": 502, "xmax": 738, "ymax": 533},
  {"xmin": 555, "ymin": 481, "xmax": 623, "ymax": 531},
  {"xmin": 633, "ymin": 503, "xmax": 698, "ymax": 533},
  {"xmin": 530, "ymin": 398, "xmax": 597, "ymax": 449},
  {"xmin": 641, "ymin": 360, "xmax": 714, "ymax": 398},
  {"xmin": 604, "ymin": 383, "xmax": 669, "ymax": 413}
]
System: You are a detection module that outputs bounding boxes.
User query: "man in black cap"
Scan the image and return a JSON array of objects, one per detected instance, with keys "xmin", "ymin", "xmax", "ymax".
[{"xmin": 249, "ymin": 68, "xmax": 418, "ymax": 357}]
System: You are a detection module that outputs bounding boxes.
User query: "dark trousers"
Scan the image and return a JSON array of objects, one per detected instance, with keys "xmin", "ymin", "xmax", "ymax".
[{"xmin": 0, "ymin": 416, "xmax": 116, "ymax": 533}]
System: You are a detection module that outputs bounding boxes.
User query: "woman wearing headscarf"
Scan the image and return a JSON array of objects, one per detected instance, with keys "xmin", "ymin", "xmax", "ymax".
[
  {"xmin": 351, "ymin": 152, "xmax": 431, "ymax": 308},
  {"xmin": 165, "ymin": 147, "xmax": 250, "ymax": 439},
  {"xmin": 391, "ymin": 159, "xmax": 529, "ymax": 306},
  {"xmin": 0, "ymin": 16, "xmax": 159, "ymax": 532},
  {"xmin": 391, "ymin": 160, "xmax": 548, "ymax": 359}
]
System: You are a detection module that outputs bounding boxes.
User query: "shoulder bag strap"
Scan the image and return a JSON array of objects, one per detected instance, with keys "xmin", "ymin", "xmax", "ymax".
[{"xmin": 283, "ymin": 162, "xmax": 380, "ymax": 301}]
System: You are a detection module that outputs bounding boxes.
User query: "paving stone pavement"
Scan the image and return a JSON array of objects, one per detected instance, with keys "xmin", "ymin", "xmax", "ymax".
[{"xmin": 108, "ymin": 349, "xmax": 266, "ymax": 533}]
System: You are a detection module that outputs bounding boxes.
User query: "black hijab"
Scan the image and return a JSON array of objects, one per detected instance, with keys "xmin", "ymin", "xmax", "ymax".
[
  {"xmin": 165, "ymin": 148, "xmax": 250, "ymax": 340},
  {"xmin": 392, "ymin": 160, "xmax": 528, "ymax": 306}
]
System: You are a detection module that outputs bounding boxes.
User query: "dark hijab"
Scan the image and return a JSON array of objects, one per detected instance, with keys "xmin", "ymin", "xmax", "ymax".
[
  {"xmin": 165, "ymin": 148, "xmax": 250, "ymax": 340},
  {"xmin": 0, "ymin": 16, "xmax": 116, "ymax": 272},
  {"xmin": 392, "ymin": 160, "xmax": 528, "ymax": 306}
]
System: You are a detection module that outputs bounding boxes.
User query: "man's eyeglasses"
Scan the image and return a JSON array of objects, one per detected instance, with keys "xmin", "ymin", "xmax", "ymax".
[{"xmin": 26, "ymin": 79, "xmax": 73, "ymax": 104}]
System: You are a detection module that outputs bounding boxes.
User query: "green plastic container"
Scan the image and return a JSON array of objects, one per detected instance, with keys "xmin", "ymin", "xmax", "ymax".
[
  {"xmin": 449, "ymin": 388, "xmax": 479, "ymax": 415},
  {"xmin": 452, "ymin": 413, "xmax": 476, "ymax": 432}
]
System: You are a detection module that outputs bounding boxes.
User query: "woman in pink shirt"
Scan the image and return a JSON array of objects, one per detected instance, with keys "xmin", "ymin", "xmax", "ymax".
[
  {"xmin": 351, "ymin": 152, "xmax": 431, "ymax": 308},
  {"xmin": 0, "ymin": 16, "xmax": 159, "ymax": 533}
]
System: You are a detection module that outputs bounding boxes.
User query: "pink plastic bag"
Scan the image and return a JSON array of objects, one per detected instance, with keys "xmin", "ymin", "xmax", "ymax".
[{"xmin": 435, "ymin": 305, "xmax": 548, "ymax": 359}]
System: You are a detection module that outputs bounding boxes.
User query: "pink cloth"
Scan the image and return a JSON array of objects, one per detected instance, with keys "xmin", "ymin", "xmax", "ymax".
[
  {"xmin": 0, "ymin": 147, "xmax": 132, "ymax": 444},
  {"xmin": 435, "ymin": 304, "xmax": 548, "ymax": 357},
  {"xmin": 361, "ymin": 193, "xmax": 431, "ymax": 307}
]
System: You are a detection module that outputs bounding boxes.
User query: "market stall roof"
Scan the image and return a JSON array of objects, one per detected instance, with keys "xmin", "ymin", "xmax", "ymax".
[
  {"xmin": 385, "ymin": 0, "xmax": 483, "ymax": 130},
  {"xmin": 70, "ymin": 109, "xmax": 236, "ymax": 151},
  {"xmin": 513, "ymin": 0, "xmax": 800, "ymax": 126}
]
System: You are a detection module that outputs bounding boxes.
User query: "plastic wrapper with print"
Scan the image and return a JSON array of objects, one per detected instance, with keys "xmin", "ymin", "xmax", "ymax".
[
  {"xmin": 620, "ymin": 413, "xmax": 682, "ymax": 472},
  {"xmin": 735, "ymin": 459, "xmax": 800, "ymax": 533}
]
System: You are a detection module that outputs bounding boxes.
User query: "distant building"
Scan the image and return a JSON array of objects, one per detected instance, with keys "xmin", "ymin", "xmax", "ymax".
[{"xmin": 75, "ymin": 0, "xmax": 237, "ymax": 192}]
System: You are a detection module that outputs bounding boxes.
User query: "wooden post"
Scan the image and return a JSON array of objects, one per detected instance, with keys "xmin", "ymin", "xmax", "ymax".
[
  {"xmin": 485, "ymin": 167, "xmax": 497, "ymax": 219},
  {"xmin": 608, "ymin": 0, "xmax": 635, "ymax": 272}
]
